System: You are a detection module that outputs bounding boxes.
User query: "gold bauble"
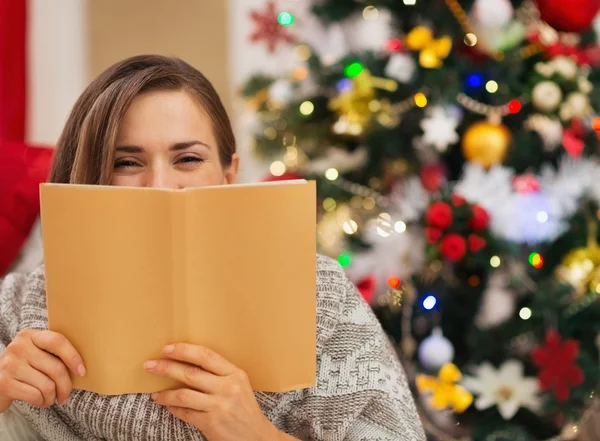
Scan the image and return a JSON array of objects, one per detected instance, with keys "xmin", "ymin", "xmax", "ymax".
[
  {"xmin": 461, "ymin": 121, "xmax": 511, "ymax": 168},
  {"xmin": 556, "ymin": 245, "xmax": 600, "ymax": 296}
]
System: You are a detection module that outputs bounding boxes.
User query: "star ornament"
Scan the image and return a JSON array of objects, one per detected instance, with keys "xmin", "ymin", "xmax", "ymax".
[
  {"xmin": 420, "ymin": 106, "xmax": 460, "ymax": 152},
  {"xmin": 462, "ymin": 360, "xmax": 542, "ymax": 420},
  {"xmin": 249, "ymin": 1, "xmax": 295, "ymax": 53}
]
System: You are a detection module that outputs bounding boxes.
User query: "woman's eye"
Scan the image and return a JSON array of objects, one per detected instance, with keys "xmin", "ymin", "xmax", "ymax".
[
  {"xmin": 114, "ymin": 160, "xmax": 140, "ymax": 169},
  {"xmin": 177, "ymin": 156, "xmax": 204, "ymax": 164}
]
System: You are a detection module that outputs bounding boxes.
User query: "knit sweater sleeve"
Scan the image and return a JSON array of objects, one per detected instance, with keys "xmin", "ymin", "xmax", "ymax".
[{"xmin": 269, "ymin": 256, "xmax": 426, "ymax": 441}]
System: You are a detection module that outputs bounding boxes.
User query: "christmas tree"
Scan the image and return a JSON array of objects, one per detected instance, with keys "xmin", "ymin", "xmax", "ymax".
[{"xmin": 241, "ymin": 1, "xmax": 600, "ymax": 440}]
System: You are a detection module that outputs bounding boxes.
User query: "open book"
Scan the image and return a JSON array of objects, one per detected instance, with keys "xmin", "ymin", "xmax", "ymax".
[{"xmin": 40, "ymin": 180, "xmax": 317, "ymax": 395}]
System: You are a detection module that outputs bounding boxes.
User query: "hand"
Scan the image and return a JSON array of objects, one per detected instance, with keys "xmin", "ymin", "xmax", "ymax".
[
  {"xmin": 144, "ymin": 344, "xmax": 283, "ymax": 441},
  {"xmin": 0, "ymin": 329, "xmax": 86, "ymax": 413}
]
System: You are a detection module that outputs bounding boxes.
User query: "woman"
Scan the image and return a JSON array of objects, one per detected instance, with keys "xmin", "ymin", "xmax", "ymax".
[{"xmin": 0, "ymin": 55, "xmax": 425, "ymax": 441}]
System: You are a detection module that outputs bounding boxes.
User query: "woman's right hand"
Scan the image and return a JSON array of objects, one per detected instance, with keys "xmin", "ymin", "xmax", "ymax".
[{"xmin": 0, "ymin": 329, "xmax": 86, "ymax": 413}]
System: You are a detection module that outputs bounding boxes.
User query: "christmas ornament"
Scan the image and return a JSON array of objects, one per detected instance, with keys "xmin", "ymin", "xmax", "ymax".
[
  {"xmin": 405, "ymin": 26, "xmax": 452, "ymax": 69},
  {"xmin": 416, "ymin": 363, "xmax": 473, "ymax": 413},
  {"xmin": 440, "ymin": 234, "xmax": 467, "ymax": 262},
  {"xmin": 475, "ymin": 272, "xmax": 516, "ymax": 329},
  {"xmin": 249, "ymin": 1, "xmax": 295, "ymax": 53},
  {"xmin": 524, "ymin": 114, "xmax": 563, "ymax": 151},
  {"xmin": 532, "ymin": 329, "xmax": 585, "ymax": 401},
  {"xmin": 560, "ymin": 92, "xmax": 593, "ymax": 121},
  {"xmin": 420, "ymin": 107, "xmax": 460, "ymax": 152},
  {"xmin": 425, "ymin": 227, "xmax": 443, "ymax": 244},
  {"xmin": 502, "ymin": 192, "xmax": 564, "ymax": 245},
  {"xmin": 551, "ymin": 55, "xmax": 578, "ymax": 80},
  {"xmin": 468, "ymin": 204, "xmax": 490, "ymax": 231},
  {"xmin": 425, "ymin": 201, "xmax": 453, "ymax": 229},
  {"xmin": 268, "ymin": 79, "xmax": 293, "ymax": 105},
  {"xmin": 556, "ymin": 224, "xmax": 600, "ymax": 296},
  {"xmin": 462, "ymin": 360, "xmax": 541, "ymax": 420},
  {"xmin": 532, "ymin": 81, "xmax": 563, "ymax": 112},
  {"xmin": 513, "ymin": 173, "xmax": 540, "ymax": 193},
  {"xmin": 461, "ymin": 121, "xmax": 511, "ymax": 168},
  {"xmin": 418, "ymin": 328, "xmax": 455, "ymax": 370},
  {"xmin": 355, "ymin": 274, "xmax": 377, "ymax": 304},
  {"xmin": 471, "ymin": 0, "xmax": 513, "ymax": 29},
  {"xmin": 468, "ymin": 234, "xmax": 486, "ymax": 252},
  {"xmin": 384, "ymin": 53, "xmax": 416, "ymax": 83},
  {"xmin": 562, "ymin": 128, "xmax": 585, "ymax": 157},
  {"xmin": 537, "ymin": 0, "xmax": 600, "ymax": 33},
  {"xmin": 420, "ymin": 163, "xmax": 447, "ymax": 192}
]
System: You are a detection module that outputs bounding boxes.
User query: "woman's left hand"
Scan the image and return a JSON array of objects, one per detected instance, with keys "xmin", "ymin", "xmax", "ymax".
[{"xmin": 144, "ymin": 344, "xmax": 281, "ymax": 441}]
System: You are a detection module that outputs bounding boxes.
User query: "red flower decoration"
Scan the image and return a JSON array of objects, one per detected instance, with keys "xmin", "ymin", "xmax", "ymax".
[
  {"xmin": 468, "ymin": 205, "xmax": 490, "ymax": 231},
  {"xmin": 468, "ymin": 234, "xmax": 486, "ymax": 252},
  {"xmin": 426, "ymin": 202, "xmax": 453, "ymax": 229},
  {"xmin": 451, "ymin": 193, "xmax": 467, "ymax": 207},
  {"xmin": 439, "ymin": 234, "xmax": 467, "ymax": 262},
  {"xmin": 425, "ymin": 227, "xmax": 442, "ymax": 244},
  {"xmin": 532, "ymin": 329, "xmax": 585, "ymax": 401}
]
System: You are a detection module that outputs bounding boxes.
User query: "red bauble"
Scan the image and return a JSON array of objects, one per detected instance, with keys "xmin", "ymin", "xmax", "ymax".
[
  {"xmin": 426, "ymin": 202, "xmax": 453, "ymax": 229},
  {"xmin": 468, "ymin": 234, "xmax": 487, "ymax": 252},
  {"xmin": 420, "ymin": 163, "xmax": 447, "ymax": 192},
  {"xmin": 468, "ymin": 205, "xmax": 490, "ymax": 231},
  {"xmin": 425, "ymin": 227, "xmax": 442, "ymax": 244},
  {"xmin": 537, "ymin": 0, "xmax": 600, "ymax": 32},
  {"xmin": 439, "ymin": 234, "xmax": 467, "ymax": 262},
  {"xmin": 451, "ymin": 194, "xmax": 467, "ymax": 207}
]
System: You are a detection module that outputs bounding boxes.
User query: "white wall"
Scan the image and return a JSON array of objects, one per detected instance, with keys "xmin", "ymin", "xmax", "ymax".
[{"xmin": 27, "ymin": 0, "xmax": 88, "ymax": 146}]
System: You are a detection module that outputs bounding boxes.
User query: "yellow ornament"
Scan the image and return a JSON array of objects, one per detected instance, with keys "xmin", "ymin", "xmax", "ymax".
[
  {"xmin": 405, "ymin": 27, "xmax": 452, "ymax": 69},
  {"xmin": 416, "ymin": 363, "xmax": 473, "ymax": 413},
  {"xmin": 461, "ymin": 121, "xmax": 511, "ymax": 168},
  {"xmin": 557, "ymin": 222, "xmax": 600, "ymax": 296}
]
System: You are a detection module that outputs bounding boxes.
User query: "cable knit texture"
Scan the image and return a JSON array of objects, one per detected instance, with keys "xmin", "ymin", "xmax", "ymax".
[{"xmin": 0, "ymin": 255, "xmax": 425, "ymax": 441}]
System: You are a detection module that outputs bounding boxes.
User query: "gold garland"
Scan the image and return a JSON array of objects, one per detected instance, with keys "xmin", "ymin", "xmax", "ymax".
[{"xmin": 456, "ymin": 93, "xmax": 527, "ymax": 120}]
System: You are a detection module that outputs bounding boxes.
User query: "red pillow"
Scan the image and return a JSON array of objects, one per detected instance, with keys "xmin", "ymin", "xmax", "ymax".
[{"xmin": 0, "ymin": 142, "xmax": 54, "ymax": 275}]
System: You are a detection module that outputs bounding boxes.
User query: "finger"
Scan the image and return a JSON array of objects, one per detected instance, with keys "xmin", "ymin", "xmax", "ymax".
[
  {"xmin": 144, "ymin": 359, "xmax": 220, "ymax": 393},
  {"xmin": 2, "ymin": 379, "xmax": 44, "ymax": 407},
  {"xmin": 12, "ymin": 364, "xmax": 57, "ymax": 407},
  {"xmin": 151, "ymin": 388, "xmax": 212, "ymax": 411},
  {"xmin": 30, "ymin": 331, "xmax": 86, "ymax": 377},
  {"xmin": 161, "ymin": 344, "xmax": 235, "ymax": 377},
  {"xmin": 26, "ymin": 351, "xmax": 73, "ymax": 405}
]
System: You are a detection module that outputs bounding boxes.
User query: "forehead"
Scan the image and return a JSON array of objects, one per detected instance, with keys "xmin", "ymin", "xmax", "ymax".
[{"xmin": 116, "ymin": 90, "xmax": 216, "ymax": 146}]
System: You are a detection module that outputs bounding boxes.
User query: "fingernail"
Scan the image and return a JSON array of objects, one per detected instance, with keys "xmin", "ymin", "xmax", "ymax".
[
  {"xmin": 151, "ymin": 393, "xmax": 158, "ymax": 400},
  {"xmin": 162, "ymin": 345, "xmax": 174, "ymax": 354},
  {"xmin": 77, "ymin": 365, "xmax": 86, "ymax": 377},
  {"xmin": 144, "ymin": 360, "xmax": 158, "ymax": 370}
]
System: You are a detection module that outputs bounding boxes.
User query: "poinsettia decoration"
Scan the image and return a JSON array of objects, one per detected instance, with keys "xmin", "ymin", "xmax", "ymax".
[
  {"xmin": 424, "ymin": 193, "xmax": 491, "ymax": 263},
  {"xmin": 531, "ymin": 329, "xmax": 585, "ymax": 401}
]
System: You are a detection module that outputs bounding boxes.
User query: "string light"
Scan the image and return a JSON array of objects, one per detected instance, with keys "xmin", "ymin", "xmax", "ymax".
[
  {"xmin": 490, "ymin": 256, "xmax": 501, "ymax": 267},
  {"xmin": 394, "ymin": 221, "xmax": 407, "ymax": 233},
  {"xmin": 344, "ymin": 62, "xmax": 364, "ymax": 78},
  {"xmin": 338, "ymin": 253, "xmax": 351, "ymax": 267},
  {"xmin": 468, "ymin": 275, "xmax": 480, "ymax": 287},
  {"xmin": 519, "ymin": 307, "xmax": 532, "ymax": 320},
  {"xmin": 277, "ymin": 12, "xmax": 295, "ymax": 26},
  {"xmin": 593, "ymin": 117, "xmax": 600, "ymax": 131},
  {"xmin": 388, "ymin": 276, "xmax": 401, "ymax": 289},
  {"xmin": 325, "ymin": 168, "xmax": 339, "ymax": 180},
  {"xmin": 362, "ymin": 6, "xmax": 379, "ymax": 20},
  {"xmin": 536, "ymin": 211, "xmax": 548, "ymax": 223},
  {"xmin": 377, "ymin": 213, "xmax": 393, "ymax": 237},
  {"xmin": 342, "ymin": 220, "xmax": 358, "ymax": 234},
  {"xmin": 293, "ymin": 67, "xmax": 308, "ymax": 80},
  {"xmin": 264, "ymin": 127, "xmax": 277, "ymax": 140},
  {"xmin": 414, "ymin": 93, "xmax": 428, "ymax": 107},
  {"xmin": 467, "ymin": 73, "xmax": 483, "ymax": 88},
  {"xmin": 386, "ymin": 38, "xmax": 403, "ymax": 51},
  {"xmin": 322, "ymin": 197, "xmax": 337, "ymax": 212},
  {"xmin": 486, "ymin": 80, "xmax": 498, "ymax": 93},
  {"xmin": 270, "ymin": 161, "xmax": 286, "ymax": 176},
  {"xmin": 508, "ymin": 99, "xmax": 522, "ymax": 114},
  {"xmin": 423, "ymin": 295, "xmax": 437, "ymax": 310},
  {"xmin": 529, "ymin": 252, "xmax": 544, "ymax": 269},
  {"xmin": 363, "ymin": 197, "xmax": 376, "ymax": 210},
  {"xmin": 464, "ymin": 33, "xmax": 478, "ymax": 47},
  {"xmin": 299, "ymin": 101, "xmax": 315, "ymax": 115}
]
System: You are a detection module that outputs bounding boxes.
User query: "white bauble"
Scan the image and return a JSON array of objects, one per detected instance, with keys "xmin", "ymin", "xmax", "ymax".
[
  {"xmin": 532, "ymin": 81, "xmax": 563, "ymax": 112},
  {"xmin": 268, "ymin": 80, "xmax": 293, "ymax": 105},
  {"xmin": 385, "ymin": 53, "xmax": 416, "ymax": 84},
  {"xmin": 475, "ymin": 272, "xmax": 515, "ymax": 329},
  {"xmin": 565, "ymin": 92, "xmax": 591, "ymax": 117},
  {"xmin": 471, "ymin": 0, "xmax": 514, "ymax": 29},
  {"xmin": 550, "ymin": 56, "xmax": 578, "ymax": 80},
  {"xmin": 418, "ymin": 327, "xmax": 455, "ymax": 370}
]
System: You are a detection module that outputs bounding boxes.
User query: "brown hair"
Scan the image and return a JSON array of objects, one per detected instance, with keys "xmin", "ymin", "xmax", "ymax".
[{"xmin": 49, "ymin": 55, "xmax": 235, "ymax": 184}]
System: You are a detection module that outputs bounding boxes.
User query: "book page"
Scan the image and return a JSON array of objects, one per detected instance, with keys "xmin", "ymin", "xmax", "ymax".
[
  {"xmin": 41, "ymin": 185, "xmax": 177, "ymax": 394},
  {"xmin": 182, "ymin": 181, "xmax": 317, "ymax": 392}
]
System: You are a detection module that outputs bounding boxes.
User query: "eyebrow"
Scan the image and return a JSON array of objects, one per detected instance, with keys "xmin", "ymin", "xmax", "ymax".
[{"xmin": 115, "ymin": 140, "xmax": 211, "ymax": 153}]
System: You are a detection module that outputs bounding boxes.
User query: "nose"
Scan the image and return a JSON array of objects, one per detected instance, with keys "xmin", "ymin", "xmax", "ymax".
[{"xmin": 146, "ymin": 168, "xmax": 173, "ymax": 189}]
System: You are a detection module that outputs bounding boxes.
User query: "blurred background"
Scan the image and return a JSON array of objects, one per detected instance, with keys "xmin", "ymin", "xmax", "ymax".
[{"xmin": 3, "ymin": 0, "xmax": 600, "ymax": 440}]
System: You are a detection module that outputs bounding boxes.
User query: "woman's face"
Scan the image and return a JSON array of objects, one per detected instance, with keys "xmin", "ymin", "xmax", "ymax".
[{"xmin": 111, "ymin": 90, "xmax": 238, "ymax": 189}]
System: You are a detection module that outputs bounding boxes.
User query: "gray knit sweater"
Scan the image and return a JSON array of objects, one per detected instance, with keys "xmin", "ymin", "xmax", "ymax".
[{"xmin": 0, "ymin": 255, "xmax": 425, "ymax": 441}]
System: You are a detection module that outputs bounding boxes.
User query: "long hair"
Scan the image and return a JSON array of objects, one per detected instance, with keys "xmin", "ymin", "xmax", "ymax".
[{"xmin": 49, "ymin": 55, "xmax": 235, "ymax": 185}]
